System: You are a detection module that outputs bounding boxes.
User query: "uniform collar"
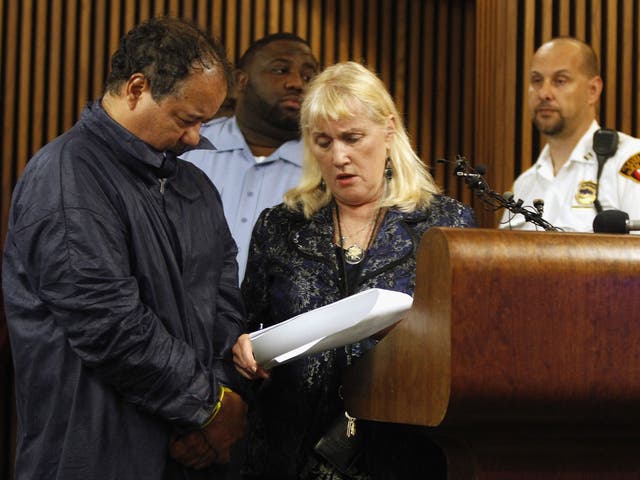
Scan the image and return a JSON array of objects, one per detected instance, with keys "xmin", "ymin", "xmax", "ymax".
[
  {"xmin": 536, "ymin": 120, "xmax": 600, "ymax": 173},
  {"xmin": 207, "ymin": 115, "xmax": 303, "ymax": 167}
]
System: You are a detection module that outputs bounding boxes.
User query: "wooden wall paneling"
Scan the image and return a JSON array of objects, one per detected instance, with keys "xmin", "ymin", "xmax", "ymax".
[
  {"xmin": 237, "ymin": 0, "xmax": 251, "ymax": 57},
  {"xmin": 323, "ymin": 0, "xmax": 337, "ymax": 66},
  {"xmin": 107, "ymin": 0, "xmax": 120, "ymax": 54},
  {"xmin": 351, "ymin": 0, "xmax": 364, "ymax": 63},
  {"xmin": 501, "ymin": 0, "xmax": 518, "ymax": 199},
  {"xmin": 268, "ymin": 0, "xmax": 280, "ymax": 33},
  {"xmin": 486, "ymin": 0, "xmax": 503, "ymax": 205},
  {"xmin": 365, "ymin": 0, "xmax": 378, "ymax": 71},
  {"xmin": 17, "ymin": 0, "xmax": 34, "ymax": 173},
  {"xmin": 181, "ymin": 0, "xmax": 194, "ymax": 19},
  {"xmin": 338, "ymin": 0, "xmax": 350, "ymax": 61},
  {"xmin": 92, "ymin": 0, "xmax": 108, "ymax": 103},
  {"xmin": 603, "ymin": 0, "xmax": 618, "ymax": 128},
  {"xmin": 460, "ymin": 0, "xmax": 475, "ymax": 207},
  {"xmin": 0, "ymin": 0, "xmax": 3, "ymax": 233},
  {"xmin": 540, "ymin": 0, "xmax": 553, "ymax": 41},
  {"xmin": 296, "ymin": 0, "xmax": 309, "ymax": 39},
  {"xmin": 445, "ymin": 2, "xmax": 462, "ymax": 200},
  {"xmin": 1, "ymin": 0, "xmax": 17, "ymax": 244},
  {"xmin": 558, "ymin": 0, "xmax": 570, "ymax": 35},
  {"xmin": 78, "ymin": 0, "xmax": 92, "ymax": 119},
  {"xmin": 473, "ymin": 0, "xmax": 489, "ymax": 189},
  {"xmin": 282, "ymin": 0, "xmax": 295, "ymax": 32},
  {"xmin": 0, "ymin": 0, "xmax": 3, "ymax": 117},
  {"xmin": 32, "ymin": 0, "xmax": 48, "ymax": 156},
  {"xmin": 136, "ymin": 0, "xmax": 149, "ymax": 22},
  {"xmin": 620, "ymin": 0, "xmax": 634, "ymax": 133},
  {"xmin": 392, "ymin": 0, "xmax": 406, "ymax": 119},
  {"xmin": 473, "ymin": 0, "xmax": 520, "ymax": 228},
  {"xmin": 431, "ymin": 1, "xmax": 449, "ymax": 190},
  {"xmin": 209, "ymin": 0, "xmax": 224, "ymax": 39},
  {"xmin": 637, "ymin": 0, "xmax": 640, "ymax": 135},
  {"xmin": 153, "ymin": 0, "xmax": 165, "ymax": 17},
  {"xmin": 62, "ymin": 0, "xmax": 78, "ymax": 132},
  {"xmin": 519, "ymin": 0, "xmax": 535, "ymax": 178},
  {"xmin": 574, "ymin": 0, "xmax": 586, "ymax": 40},
  {"xmin": 418, "ymin": 1, "xmax": 435, "ymax": 176},
  {"xmin": 378, "ymin": 1, "xmax": 392, "ymax": 86},
  {"xmin": 310, "ymin": 0, "xmax": 322, "ymax": 65},
  {"xmin": 252, "ymin": 0, "xmax": 267, "ymax": 40},
  {"xmin": 195, "ymin": 0, "xmax": 208, "ymax": 31},
  {"xmin": 590, "ymin": 0, "xmax": 602, "ymax": 78},
  {"xmin": 227, "ymin": 2, "xmax": 239, "ymax": 61},
  {"xmin": 406, "ymin": 0, "xmax": 421, "ymax": 171}
]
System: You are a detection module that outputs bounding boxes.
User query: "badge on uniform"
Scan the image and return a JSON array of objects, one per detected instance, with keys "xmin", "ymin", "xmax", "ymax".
[
  {"xmin": 574, "ymin": 180, "xmax": 597, "ymax": 206},
  {"xmin": 619, "ymin": 153, "xmax": 640, "ymax": 183}
]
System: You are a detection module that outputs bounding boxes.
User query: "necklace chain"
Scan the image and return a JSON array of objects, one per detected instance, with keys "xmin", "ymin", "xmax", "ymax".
[
  {"xmin": 335, "ymin": 206, "xmax": 381, "ymax": 265},
  {"xmin": 339, "ymin": 217, "xmax": 375, "ymax": 242}
]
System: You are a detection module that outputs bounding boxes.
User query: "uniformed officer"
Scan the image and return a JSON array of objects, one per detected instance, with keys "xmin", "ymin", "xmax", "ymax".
[{"xmin": 500, "ymin": 37, "xmax": 640, "ymax": 232}]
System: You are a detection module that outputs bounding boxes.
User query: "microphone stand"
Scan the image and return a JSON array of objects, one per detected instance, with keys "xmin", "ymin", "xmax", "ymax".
[{"xmin": 442, "ymin": 156, "xmax": 562, "ymax": 232}]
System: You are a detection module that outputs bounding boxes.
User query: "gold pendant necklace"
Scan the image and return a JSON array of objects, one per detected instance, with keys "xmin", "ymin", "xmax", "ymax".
[
  {"xmin": 335, "ymin": 206, "xmax": 381, "ymax": 265},
  {"xmin": 344, "ymin": 243, "xmax": 365, "ymax": 264}
]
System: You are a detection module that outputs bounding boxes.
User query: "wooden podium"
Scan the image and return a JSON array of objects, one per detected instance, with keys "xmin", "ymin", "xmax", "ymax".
[{"xmin": 343, "ymin": 228, "xmax": 640, "ymax": 479}]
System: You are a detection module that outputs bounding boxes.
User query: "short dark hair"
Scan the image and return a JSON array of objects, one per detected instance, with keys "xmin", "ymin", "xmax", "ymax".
[
  {"xmin": 105, "ymin": 17, "xmax": 233, "ymax": 101},
  {"xmin": 237, "ymin": 32, "xmax": 312, "ymax": 69}
]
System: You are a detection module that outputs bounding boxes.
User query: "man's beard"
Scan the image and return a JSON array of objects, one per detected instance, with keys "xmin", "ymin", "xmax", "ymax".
[
  {"xmin": 245, "ymin": 86, "xmax": 300, "ymax": 133},
  {"xmin": 533, "ymin": 114, "xmax": 565, "ymax": 136},
  {"xmin": 267, "ymin": 105, "xmax": 300, "ymax": 132}
]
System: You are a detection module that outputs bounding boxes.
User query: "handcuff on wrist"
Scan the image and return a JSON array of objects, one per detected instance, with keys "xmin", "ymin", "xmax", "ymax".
[{"xmin": 201, "ymin": 385, "xmax": 234, "ymax": 429}]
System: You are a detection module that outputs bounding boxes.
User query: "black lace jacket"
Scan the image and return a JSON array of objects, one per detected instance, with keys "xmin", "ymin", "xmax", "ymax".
[{"xmin": 241, "ymin": 195, "xmax": 476, "ymax": 477}]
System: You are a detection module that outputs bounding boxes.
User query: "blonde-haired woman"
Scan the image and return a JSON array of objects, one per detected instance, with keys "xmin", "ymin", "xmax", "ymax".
[{"xmin": 234, "ymin": 61, "xmax": 475, "ymax": 479}]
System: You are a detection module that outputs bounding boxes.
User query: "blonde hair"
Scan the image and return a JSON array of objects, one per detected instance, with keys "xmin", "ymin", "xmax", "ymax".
[{"xmin": 284, "ymin": 61, "xmax": 440, "ymax": 218}]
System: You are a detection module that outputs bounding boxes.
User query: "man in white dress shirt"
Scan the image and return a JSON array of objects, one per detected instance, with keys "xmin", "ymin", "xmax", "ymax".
[
  {"xmin": 501, "ymin": 37, "xmax": 640, "ymax": 232},
  {"xmin": 182, "ymin": 33, "xmax": 319, "ymax": 280}
]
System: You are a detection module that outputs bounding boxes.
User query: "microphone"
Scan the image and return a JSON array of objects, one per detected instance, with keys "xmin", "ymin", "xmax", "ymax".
[
  {"xmin": 454, "ymin": 158, "xmax": 467, "ymax": 174},
  {"xmin": 502, "ymin": 191, "xmax": 522, "ymax": 207},
  {"xmin": 475, "ymin": 164, "xmax": 487, "ymax": 176},
  {"xmin": 503, "ymin": 191, "xmax": 515, "ymax": 204},
  {"xmin": 593, "ymin": 128, "xmax": 619, "ymax": 158},
  {"xmin": 533, "ymin": 198, "xmax": 544, "ymax": 215},
  {"xmin": 592, "ymin": 210, "xmax": 640, "ymax": 233}
]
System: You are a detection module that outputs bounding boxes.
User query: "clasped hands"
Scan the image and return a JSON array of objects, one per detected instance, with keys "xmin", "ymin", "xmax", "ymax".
[
  {"xmin": 169, "ymin": 388, "xmax": 247, "ymax": 470},
  {"xmin": 169, "ymin": 333, "xmax": 268, "ymax": 470}
]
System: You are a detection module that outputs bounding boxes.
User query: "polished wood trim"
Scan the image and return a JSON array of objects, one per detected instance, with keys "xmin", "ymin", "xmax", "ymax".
[
  {"xmin": 345, "ymin": 227, "xmax": 640, "ymax": 425},
  {"xmin": 344, "ymin": 228, "xmax": 640, "ymax": 476}
]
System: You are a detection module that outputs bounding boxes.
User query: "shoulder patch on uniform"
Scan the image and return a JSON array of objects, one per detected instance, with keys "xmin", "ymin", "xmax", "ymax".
[{"xmin": 619, "ymin": 153, "xmax": 640, "ymax": 183}]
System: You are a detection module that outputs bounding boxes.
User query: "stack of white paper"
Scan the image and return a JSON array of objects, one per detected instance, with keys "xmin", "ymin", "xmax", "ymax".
[{"xmin": 249, "ymin": 288, "xmax": 413, "ymax": 369}]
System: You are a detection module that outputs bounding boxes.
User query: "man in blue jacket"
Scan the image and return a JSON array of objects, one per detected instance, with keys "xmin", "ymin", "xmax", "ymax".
[{"xmin": 2, "ymin": 17, "xmax": 247, "ymax": 479}]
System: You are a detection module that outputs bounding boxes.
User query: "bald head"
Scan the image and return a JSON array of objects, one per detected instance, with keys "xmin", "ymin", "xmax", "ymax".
[
  {"xmin": 528, "ymin": 36, "xmax": 603, "ymax": 141},
  {"xmin": 535, "ymin": 37, "xmax": 600, "ymax": 79}
]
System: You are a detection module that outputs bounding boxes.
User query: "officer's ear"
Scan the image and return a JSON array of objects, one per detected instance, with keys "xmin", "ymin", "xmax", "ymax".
[
  {"xmin": 235, "ymin": 69, "xmax": 248, "ymax": 94},
  {"xmin": 587, "ymin": 75, "xmax": 603, "ymax": 106}
]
